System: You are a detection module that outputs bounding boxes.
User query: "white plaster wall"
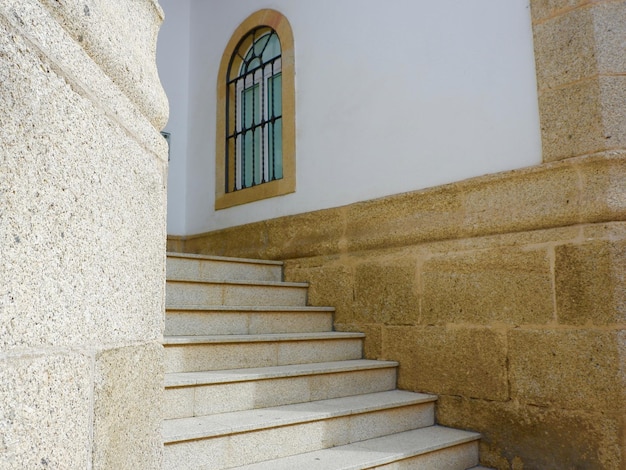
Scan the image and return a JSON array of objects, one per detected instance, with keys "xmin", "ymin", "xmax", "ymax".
[
  {"xmin": 157, "ymin": 0, "xmax": 190, "ymax": 235},
  {"xmin": 168, "ymin": 0, "xmax": 541, "ymax": 235}
]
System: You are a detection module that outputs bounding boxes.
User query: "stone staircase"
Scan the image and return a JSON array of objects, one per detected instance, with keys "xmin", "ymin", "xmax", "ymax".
[{"xmin": 162, "ymin": 252, "xmax": 484, "ymax": 469}]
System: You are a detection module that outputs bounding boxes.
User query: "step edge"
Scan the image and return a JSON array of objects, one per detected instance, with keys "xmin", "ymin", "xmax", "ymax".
[
  {"xmin": 229, "ymin": 426, "xmax": 481, "ymax": 470},
  {"xmin": 166, "ymin": 278, "xmax": 308, "ymax": 288},
  {"xmin": 163, "ymin": 332, "xmax": 366, "ymax": 345},
  {"xmin": 164, "ymin": 360, "xmax": 399, "ymax": 387},
  {"xmin": 165, "ymin": 306, "xmax": 335, "ymax": 313},
  {"xmin": 167, "ymin": 252, "xmax": 283, "ymax": 266},
  {"xmin": 162, "ymin": 391, "xmax": 437, "ymax": 444}
]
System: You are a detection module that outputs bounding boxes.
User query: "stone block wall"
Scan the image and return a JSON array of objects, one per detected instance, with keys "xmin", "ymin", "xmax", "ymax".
[
  {"xmin": 0, "ymin": 1, "xmax": 168, "ymax": 468},
  {"xmin": 177, "ymin": 153, "xmax": 626, "ymax": 469}
]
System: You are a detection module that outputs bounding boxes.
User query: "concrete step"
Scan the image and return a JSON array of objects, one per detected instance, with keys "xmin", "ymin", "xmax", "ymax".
[
  {"xmin": 164, "ymin": 359, "xmax": 399, "ymax": 419},
  {"xmin": 232, "ymin": 426, "xmax": 480, "ymax": 470},
  {"xmin": 165, "ymin": 305, "xmax": 334, "ymax": 335},
  {"xmin": 167, "ymin": 252, "xmax": 283, "ymax": 283},
  {"xmin": 163, "ymin": 332, "xmax": 365, "ymax": 373},
  {"xmin": 162, "ymin": 390, "xmax": 437, "ymax": 470},
  {"xmin": 165, "ymin": 279, "xmax": 308, "ymax": 308}
]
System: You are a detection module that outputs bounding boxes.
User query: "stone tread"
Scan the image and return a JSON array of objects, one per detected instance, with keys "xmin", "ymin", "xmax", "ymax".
[
  {"xmin": 162, "ymin": 331, "xmax": 366, "ymax": 345},
  {"xmin": 162, "ymin": 390, "xmax": 436, "ymax": 444},
  {"xmin": 230, "ymin": 426, "xmax": 480, "ymax": 470},
  {"xmin": 165, "ymin": 359, "xmax": 399, "ymax": 387},
  {"xmin": 165, "ymin": 305, "xmax": 335, "ymax": 312},
  {"xmin": 166, "ymin": 278, "xmax": 308, "ymax": 288},
  {"xmin": 167, "ymin": 252, "xmax": 283, "ymax": 266}
]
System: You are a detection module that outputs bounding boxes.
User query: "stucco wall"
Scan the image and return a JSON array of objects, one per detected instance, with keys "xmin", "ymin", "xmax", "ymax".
[
  {"xmin": 0, "ymin": 1, "xmax": 168, "ymax": 468},
  {"xmin": 159, "ymin": 0, "xmax": 542, "ymax": 235}
]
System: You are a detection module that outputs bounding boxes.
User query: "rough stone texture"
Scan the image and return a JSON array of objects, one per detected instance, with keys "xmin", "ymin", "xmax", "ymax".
[
  {"xmin": 284, "ymin": 258, "xmax": 355, "ymax": 324},
  {"xmin": 437, "ymin": 395, "xmax": 623, "ymax": 470},
  {"xmin": 509, "ymin": 329, "xmax": 625, "ymax": 410},
  {"xmin": 530, "ymin": 0, "xmax": 588, "ymax": 22},
  {"xmin": 538, "ymin": 76, "xmax": 626, "ymax": 161},
  {"xmin": 354, "ymin": 257, "xmax": 419, "ymax": 325},
  {"xmin": 39, "ymin": 0, "xmax": 168, "ymax": 129},
  {"xmin": 531, "ymin": 0, "xmax": 626, "ymax": 161},
  {"xmin": 555, "ymin": 239, "xmax": 626, "ymax": 325},
  {"xmin": 0, "ymin": 0, "xmax": 167, "ymax": 468},
  {"xmin": 422, "ymin": 247, "xmax": 554, "ymax": 325},
  {"xmin": 0, "ymin": 352, "xmax": 92, "ymax": 469},
  {"xmin": 180, "ymin": 154, "xmax": 626, "ymax": 259},
  {"xmin": 382, "ymin": 326, "xmax": 509, "ymax": 402},
  {"xmin": 92, "ymin": 344, "xmax": 164, "ymax": 469}
]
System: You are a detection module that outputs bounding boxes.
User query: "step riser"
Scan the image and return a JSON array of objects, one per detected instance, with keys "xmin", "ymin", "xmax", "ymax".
[
  {"xmin": 370, "ymin": 442, "xmax": 478, "ymax": 470},
  {"xmin": 167, "ymin": 257, "xmax": 282, "ymax": 283},
  {"xmin": 165, "ymin": 311, "xmax": 333, "ymax": 336},
  {"xmin": 163, "ymin": 403, "xmax": 435, "ymax": 470},
  {"xmin": 166, "ymin": 282, "xmax": 307, "ymax": 307},
  {"xmin": 165, "ymin": 368, "xmax": 397, "ymax": 419},
  {"xmin": 165, "ymin": 339, "xmax": 363, "ymax": 373}
]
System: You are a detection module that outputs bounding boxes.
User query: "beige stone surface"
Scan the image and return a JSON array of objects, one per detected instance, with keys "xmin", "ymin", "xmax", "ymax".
[
  {"xmin": 39, "ymin": 0, "xmax": 168, "ymax": 129},
  {"xmin": 530, "ymin": 0, "xmax": 587, "ymax": 23},
  {"xmin": 285, "ymin": 260, "xmax": 355, "ymax": 324},
  {"xmin": 186, "ymin": 156, "xmax": 626, "ymax": 261},
  {"xmin": 0, "ymin": 352, "xmax": 92, "ymax": 470},
  {"xmin": 508, "ymin": 329, "xmax": 625, "ymax": 411},
  {"xmin": 345, "ymin": 187, "xmax": 464, "ymax": 253},
  {"xmin": 533, "ymin": 6, "xmax": 598, "ymax": 91},
  {"xmin": 437, "ymin": 395, "xmax": 623, "ymax": 470},
  {"xmin": 531, "ymin": 0, "xmax": 626, "ymax": 162},
  {"xmin": 265, "ymin": 207, "xmax": 345, "ymax": 259},
  {"xmin": 354, "ymin": 257, "xmax": 419, "ymax": 325},
  {"xmin": 555, "ymin": 239, "xmax": 626, "ymax": 325},
  {"xmin": 579, "ymin": 153, "xmax": 626, "ymax": 222},
  {"xmin": 92, "ymin": 343, "xmax": 164, "ymax": 469},
  {"xmin": 0, "ymin": 0, "xmax": 167, "ymax": 468},
  {"xmin": 422, "ymin": 247, "xmax": 554, "ymax": 325},
  {"xmin": 0, "ymin": 5, "xmax": 166, "ymax": 350},
  {"xmin": 382, "ymin": 326, "xmax": 509, "ymax": 401}
]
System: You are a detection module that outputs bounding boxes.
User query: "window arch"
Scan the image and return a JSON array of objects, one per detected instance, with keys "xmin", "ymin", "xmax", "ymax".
[{"xmin": 215, "ymin": 10, "xmax": 295, "ymax": 210}]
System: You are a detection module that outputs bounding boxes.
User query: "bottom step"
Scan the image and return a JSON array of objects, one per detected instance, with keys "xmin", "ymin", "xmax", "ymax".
[{"xmin": 232, "ymin": 426, "xmax": 480, "ymax": 470}]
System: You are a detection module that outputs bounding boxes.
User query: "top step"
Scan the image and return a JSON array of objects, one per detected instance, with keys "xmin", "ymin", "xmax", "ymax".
[{"xmin": 167, "ymin": 252, "xmax": 283, "ymax": 283}]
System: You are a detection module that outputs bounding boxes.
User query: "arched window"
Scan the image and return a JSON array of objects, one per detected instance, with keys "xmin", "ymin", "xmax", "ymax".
[{"xmin": 215, "ymin": 10, "xmax": 295, "ymax": 210}]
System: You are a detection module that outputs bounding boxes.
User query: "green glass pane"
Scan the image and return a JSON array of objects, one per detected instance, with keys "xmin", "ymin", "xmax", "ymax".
[
  {"xmin": 262, "ymin": 34, "xmax": 281, "ymax": 62},
  {"xmin": 242, "ymin": 85, "xmax": 260, "ymax": 187},
  {"xmin": 268, "ymin": 73, "xmax": 282, "ymax": 117}
]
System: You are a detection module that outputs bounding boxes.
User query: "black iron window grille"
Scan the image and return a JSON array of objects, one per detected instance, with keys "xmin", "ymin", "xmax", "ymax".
[{"xmin": 225, "ymin": 27, "xmax": 283, "ymax": 193}]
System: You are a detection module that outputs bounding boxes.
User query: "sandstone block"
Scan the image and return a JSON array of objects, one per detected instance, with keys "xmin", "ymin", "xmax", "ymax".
[
  {"xmin": 530, "ymin": 0, "xmax": 586, "ymax": 23},
  {"xmin": 463, "ymin": 162, "xmax": 580, "ymax": 231},
  {"xmin": 555, "ymin": 239, "xmax": 626, "ymax": 325},
  {"xmin": 382, "ymin": 326, "xmax": 508, "ymax": 401},
  {"xmin": 508, "ymin": 329, "xmax": 625, "ymax": 411},
  {"xmin": 437, "ymin": 395, "xmax": 623, "ymax": 470},
  {"xmin": 422, "ymin": 247, "xmax": 554, "ymax": 325},
  {"xmin": 284, "ymin": 260, "xmax": 355, "ymax": 324},
  {"xmin": 532, "ymin": 5, "xmax": 597, "ymax": 90},
  {"xmin": 538, "ymin": 75, "xmax": 626, "ymax": 161},
  {"xmin": 345, "ymin": 187, "xmax": 464, "ymax": 253},
  {"xmin": 265, "ymin": 207, "xmax": 345, "ymax": 259},
  {"xmin": 354, "ymin": 257, "xmax": 419, "ymax": 325}
]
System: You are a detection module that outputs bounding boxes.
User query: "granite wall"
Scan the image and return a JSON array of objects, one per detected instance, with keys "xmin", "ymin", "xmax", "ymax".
[{"xmin": 0, "ymin": 1, "xmax": 168, "ymax": 468}]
